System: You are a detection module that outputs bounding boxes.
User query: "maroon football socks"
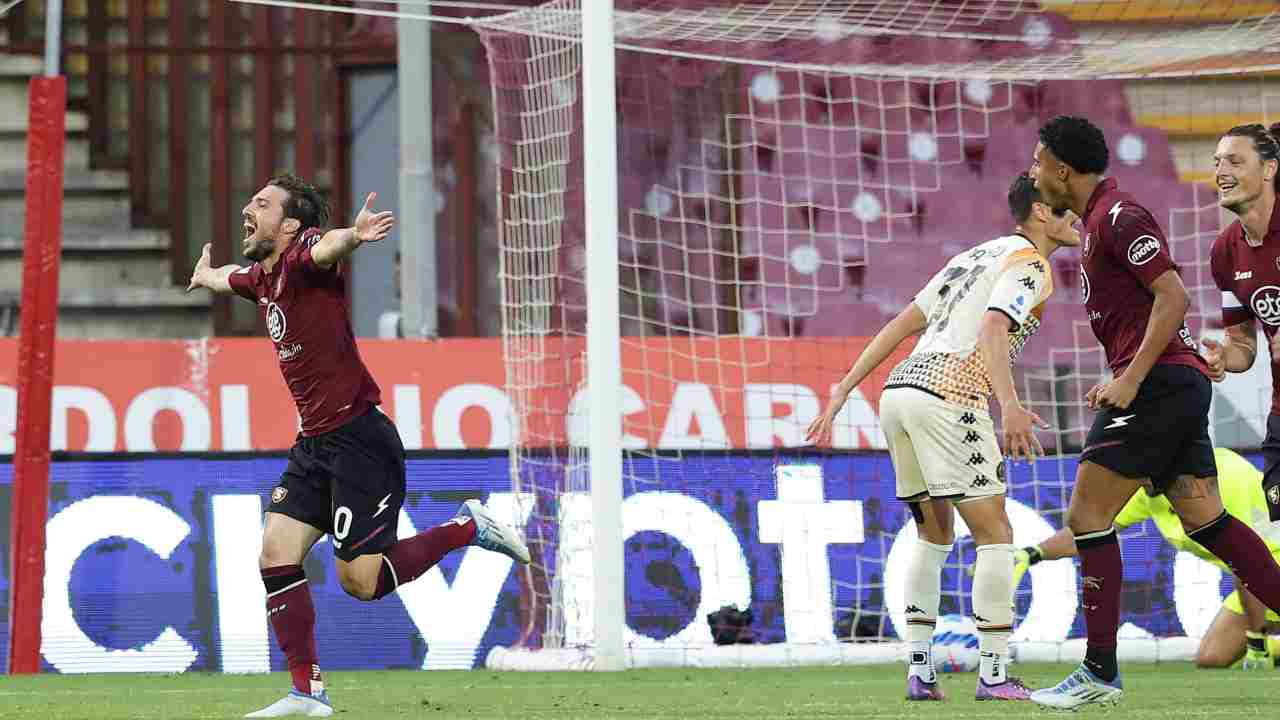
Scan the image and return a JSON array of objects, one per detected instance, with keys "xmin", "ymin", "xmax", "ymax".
[
  {"xmin": 1074, "ymin": 528, "xmax": 1122, "ymax": 681},
  {"xmin": 372, "ymin": 516, "xmax": 477, "ymax": 599},
  {"xmin": 261, "ymin": 564, "xmax": 323, "ymax": 696},
  {"xmin": 1190, "ymin": 511, "xmax": 1280, "ymax": 612}
]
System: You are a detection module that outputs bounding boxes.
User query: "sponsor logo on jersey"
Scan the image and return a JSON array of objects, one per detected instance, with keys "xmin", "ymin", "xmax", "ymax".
[
  {"xmin": 1235, "ymin": 270, "xmax": 1253, "ymax": 280},
  {"xmin": 1127, "ymin": 235, "xmax": 1161, "ymax": 266},
  {"xmin": 266, "ymin": 302, "xmax": 288, "ymax": 341},
  {"xmin": 278, "ymin": 343, "xmax": 303, "ymax": 361},
  {"xmin": 1250, "ymin": 285, "xmax": 1280, "ymax": 326}
]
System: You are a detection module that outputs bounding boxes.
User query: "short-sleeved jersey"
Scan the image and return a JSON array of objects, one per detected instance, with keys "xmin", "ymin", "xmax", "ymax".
[
  {"xmin": 1080, "ymin": 178, "xmax": 1206, "ymax": 376},
  {"xmin": 228, "ymin": 228, "xmax": 382, "ymax": 436},
  {"xmin": 1114, "ymin": 448, "xmax": 1280, "ymax": 569},
  {"xmin": 1210, "ymin": 197, "xmax": 1280, "ymax": 415},
  {"xmin": 884, "ymin": 234, "xmax": 1053, "ymax": 409}
]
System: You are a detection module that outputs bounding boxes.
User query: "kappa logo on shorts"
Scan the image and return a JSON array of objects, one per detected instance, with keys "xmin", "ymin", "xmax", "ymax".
[
  {"xmin": 905, "ymin": 604, "xmax": 925, "ymax": 614},
  {"xmin": 959, "ymin": 412, "xmax": 977, "ymax": 425},
  {"xmin": 968, "ymin": 452, "xmax": 986, "ymax": 466},
  {"xmin": 271, "ymin": 486, "xmax": 288, "ymax": 504},
  {"xmin": 972, "ymin": 474, "xmax": 992, "ymax": 488},
  {"xmin": 1019, "ymin": 275, "xmax": 1036, "ymax": 291},
  {"xmin": 963, "ymin": 430, "xmax": 981, "ymax": 444}
]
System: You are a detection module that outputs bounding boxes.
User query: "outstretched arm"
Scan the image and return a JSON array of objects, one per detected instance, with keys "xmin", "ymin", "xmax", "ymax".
[
  {"xmin": 186, "ymin": 243, "xmax": 242, "ymax": 294},
  {"xmin": 804, "ymin": 303, "xmax": 928, "ymax": 446},
  {"xmin": 310, "ymin": 192, "xmax": 396, "ymax": 270}
]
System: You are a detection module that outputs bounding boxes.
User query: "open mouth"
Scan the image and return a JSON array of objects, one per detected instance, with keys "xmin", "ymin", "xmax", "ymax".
[
  {"xmin": 1217, "ymin": 178, "xmax": 1238, "ymax": 195},
  {"xmin": 243, "ymin": 219, "xmax": 256, "ymax": 239}
]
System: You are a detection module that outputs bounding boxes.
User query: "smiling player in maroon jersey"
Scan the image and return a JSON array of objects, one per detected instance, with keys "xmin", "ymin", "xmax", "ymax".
[
  {"xmin": 1204, "ymin": 122, "xmax": 1280, "ymax": 670},
  {"xmin": 187, "ymin": 174, "xmax": 530, "ymax": 718},
  {"xmin": 1027, "ymin": 117, "xmax": 1280, "ymax": 708}
]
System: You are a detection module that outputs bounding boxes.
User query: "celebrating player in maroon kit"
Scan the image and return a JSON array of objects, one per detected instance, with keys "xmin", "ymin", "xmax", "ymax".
[
  {"xmin": 187, "ymin": 174, "xmax": 529, "ymax": 718},
  {"xmin": 1206, "ymin": 123, "xmax": 1280, "ymax": 508},
  {"xmin": 1027, "ymin": 117, "xmax": 1280, "ymax": 708}
]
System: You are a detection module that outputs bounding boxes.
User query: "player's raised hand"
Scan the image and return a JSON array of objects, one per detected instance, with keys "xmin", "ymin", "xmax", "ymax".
[
  {"xmin": 353, "ymin": 192, "xmax": 396, "ymax": 244},
  {"xmin": 186, "ymin": 243, "xmax": 212, "ymax": 293},
  {"xmin": 1201, "ymin": 338, "xmax": 1226, "ymax": 382},
  {"xmin": 1001, "ymin": 402, "xmax": 1048, "ymax": 461}
]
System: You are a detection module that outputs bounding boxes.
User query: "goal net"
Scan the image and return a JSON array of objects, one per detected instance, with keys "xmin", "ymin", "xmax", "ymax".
[{"xmin": 472, "ymin": 0, "xmax": 1280, "ymax": 670}]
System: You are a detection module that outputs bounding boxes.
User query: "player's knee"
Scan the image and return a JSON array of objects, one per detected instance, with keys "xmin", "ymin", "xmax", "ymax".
[
  {"xmin": 1195, "ymin": 648, "xmax": 1233, "ymax": 669},
  {"xmin": 259, "ymin": 536, "xmax": 298, "ymax": 569},
  {"xmin": 969, "ymin": 518, "xmax": 1012, "ymax": 546},
  {"xmin": 1064, "ymin": 504, "xmax": 1110, "ymax": 536},
  {"xmin": 337, "ymin": 567, "xmax": 379, "ymax": 601}
]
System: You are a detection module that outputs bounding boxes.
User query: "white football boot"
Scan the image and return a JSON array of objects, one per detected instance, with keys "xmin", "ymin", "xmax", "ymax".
[
  {"xmin": 1029, "ymin": 664, "xmax": 1122, "ymax": 709},
  {"xmin": 244, "ymin": 690, "xmax": 334, "ymax": 718},
  {"xmin": 458, "ymin": 499, "xmax": 531, "ymax": 564}
]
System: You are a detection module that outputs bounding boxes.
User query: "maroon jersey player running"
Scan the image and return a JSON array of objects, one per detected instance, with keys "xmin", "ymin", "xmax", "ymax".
[
  {"xmin": 187, "ymin": 174, "xmax": 529, "ymax": 719},
  {"xmin": 1027, "ymin": 117, "xmax": 1280, "ymax": 709}
]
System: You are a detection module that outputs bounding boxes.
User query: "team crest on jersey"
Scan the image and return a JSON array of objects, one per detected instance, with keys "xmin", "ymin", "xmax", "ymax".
[
  {"xmin": 1080, "ymin": 267, "xmax": 1091, "ymax": 303},
  {"xmin": 271, "ymin": 486, "xmax": 288, "ymax": 504},
  {"xmin": 266, "ymin": 302, "xmax": 288, "ymax": 341}
]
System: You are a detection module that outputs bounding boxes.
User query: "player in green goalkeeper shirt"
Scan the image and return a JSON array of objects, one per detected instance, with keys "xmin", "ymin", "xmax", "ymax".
[{"xmin": 1014, "ymin": 447, "xmax": 1280, "ymax": 669}]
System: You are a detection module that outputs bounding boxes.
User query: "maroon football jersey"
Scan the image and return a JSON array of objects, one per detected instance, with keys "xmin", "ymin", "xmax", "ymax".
[
  {"xmin": 228, "ymin": 227, "xmax": 382, "ymax": 436},
  {"xmin": 1210, "ymin": 198, "xmax": 1280, "ymax": 414},
  {"xmin": 1080, "ymin": 178, "xmax": 1206, "ymax": 376}
]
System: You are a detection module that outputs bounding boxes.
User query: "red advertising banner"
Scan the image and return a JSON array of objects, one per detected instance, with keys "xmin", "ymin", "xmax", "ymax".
[{"xmin": 0, "ymin": 337, "xmax": 900, "ymax": 452}]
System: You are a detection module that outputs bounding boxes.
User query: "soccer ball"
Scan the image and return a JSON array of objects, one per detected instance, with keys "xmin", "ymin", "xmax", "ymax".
[{"xmin": 931, "ymin": 614, "xmax": 980, "ymax": 673}]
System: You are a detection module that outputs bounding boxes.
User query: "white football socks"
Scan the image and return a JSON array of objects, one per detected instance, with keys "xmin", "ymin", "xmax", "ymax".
[
  {"xmin": 973, "ymin": 543, "xmax": 1015, "ymax": 685},
  {"xmin": 904, "ymin": 538, "xmax": 953, "ymax": 682}
]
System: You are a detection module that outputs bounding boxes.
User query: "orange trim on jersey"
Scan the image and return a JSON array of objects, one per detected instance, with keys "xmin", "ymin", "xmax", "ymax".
[{"xmin": 1001, "ymin": 248, "xmax": 1054, "ymax": 305}]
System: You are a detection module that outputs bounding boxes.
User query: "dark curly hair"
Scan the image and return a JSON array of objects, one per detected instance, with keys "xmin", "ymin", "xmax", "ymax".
[
  {"xmin": 1039, "ymin": 115, "xmax": 1109, "ymax": 175},
  {"xmin": 268, "ymin": 173, "xmax": 330, "ymax": 233},
  {"xmin": 1222, "ymin": 122, "xmax": 1280, "ymax": 191}
]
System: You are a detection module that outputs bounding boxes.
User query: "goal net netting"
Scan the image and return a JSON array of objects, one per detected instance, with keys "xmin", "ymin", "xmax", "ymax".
[{"xmin": 470, "ymin": 0, "xmax": 1280, "ymax": 669}]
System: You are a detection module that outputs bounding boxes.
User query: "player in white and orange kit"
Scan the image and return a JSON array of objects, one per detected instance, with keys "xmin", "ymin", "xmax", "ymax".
[{"xmin": 807, "ymin": 173, "xmax": 1080, "ymax": 702}]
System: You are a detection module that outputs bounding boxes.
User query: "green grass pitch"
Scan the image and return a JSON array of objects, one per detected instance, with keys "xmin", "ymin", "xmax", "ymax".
[{"xmin": 0, "ymin": 664, "xmax": 1273, "ymax": 719}]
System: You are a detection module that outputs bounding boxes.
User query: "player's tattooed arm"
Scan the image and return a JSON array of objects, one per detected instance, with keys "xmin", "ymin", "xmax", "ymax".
[
  {"xmin": 804, "ymin": 302, "xmax": 927, "ymax": 447},
  {"xmin": 1202, "ymin": 320, "xmax": 1257, "ymax": 381},
  {"xmin": 311, "ymin": 191, "xmax": 396, "ymax": 269},
  {"xmin": 185, "ymin": 242, "xmax": 242, "ymax": 294}
]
